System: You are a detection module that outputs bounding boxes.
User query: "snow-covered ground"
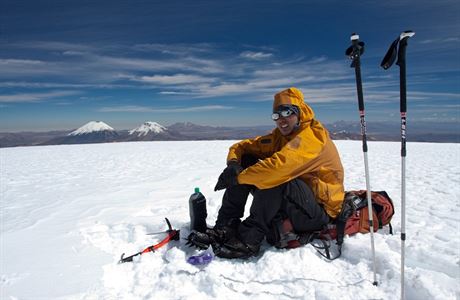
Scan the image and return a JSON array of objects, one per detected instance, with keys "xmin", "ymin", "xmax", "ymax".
[{"xmin": 1, "ymin": 140, "xmax": 459, "ymax": 300}]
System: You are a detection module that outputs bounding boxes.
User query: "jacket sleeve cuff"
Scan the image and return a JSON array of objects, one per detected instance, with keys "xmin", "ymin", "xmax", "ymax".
[{"xmin": 227, "ymin": 159, "xmax": 239, "ymax": 166}]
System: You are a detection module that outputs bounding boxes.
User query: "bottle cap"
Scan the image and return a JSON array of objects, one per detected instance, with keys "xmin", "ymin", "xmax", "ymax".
[{"xmin": 194, "ymin": 187, "xmax": 200, "ymax": 193}]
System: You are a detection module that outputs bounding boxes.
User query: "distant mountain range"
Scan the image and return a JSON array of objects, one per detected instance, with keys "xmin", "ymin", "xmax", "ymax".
[{"xmin": 0, "ymin": 120, "xmax": 458, "ymax": 148}]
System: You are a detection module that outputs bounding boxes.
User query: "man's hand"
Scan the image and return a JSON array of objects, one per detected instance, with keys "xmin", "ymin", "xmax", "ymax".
[{"xmin": 214, "ymin": 161, "xmax": 243, "ymax": 191}]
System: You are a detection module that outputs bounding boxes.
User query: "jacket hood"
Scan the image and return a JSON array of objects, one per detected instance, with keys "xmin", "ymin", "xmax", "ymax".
[{"xmin": 273, "ymin": 87, "xmax": 315, "ymax": 124}]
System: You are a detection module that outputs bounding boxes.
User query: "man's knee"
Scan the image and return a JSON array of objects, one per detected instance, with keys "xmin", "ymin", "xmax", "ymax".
[
  {"xmin": 283, "ymin": 179, "xmax": 329, "ymax": 232},
  {"xmin": 285, "ymin": 179, "xmax": 314, "ymax": 200}
]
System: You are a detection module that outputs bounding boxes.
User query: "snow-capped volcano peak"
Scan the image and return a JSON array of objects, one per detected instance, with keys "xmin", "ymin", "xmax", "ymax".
[
  {"xmin": 68, "ymin": 121, "xmax": 115, "ymax": 136},
  {"xmin": 129, "ymin": 121, "xmax": 167, "ymax": 136}
]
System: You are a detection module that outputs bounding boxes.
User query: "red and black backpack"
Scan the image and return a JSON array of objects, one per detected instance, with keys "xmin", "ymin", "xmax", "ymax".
[
  {"xmin": 274, "ymin": 190, "xmax": 395, "ymax": 260},
  {"xmin": 316, "ymin": 190, "xmax": 395, "ymax": 260},
  {"xmin": 344, "ymin": 190, "xmax": 394, "ymax": 235}
]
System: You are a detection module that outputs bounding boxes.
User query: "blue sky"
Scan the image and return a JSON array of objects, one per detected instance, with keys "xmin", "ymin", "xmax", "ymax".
[{"xmin": 1, "ymin": 0, "xmax": 459, "ymax": 131}]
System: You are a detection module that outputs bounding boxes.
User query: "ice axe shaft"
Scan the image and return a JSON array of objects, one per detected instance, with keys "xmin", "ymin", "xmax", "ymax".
[{"xmin": 118, "ymin": 218, "xmax": 180, "ymax": 264}]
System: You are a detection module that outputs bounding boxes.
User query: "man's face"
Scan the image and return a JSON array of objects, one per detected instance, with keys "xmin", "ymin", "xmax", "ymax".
[{"xmin": 275, "ymin": 113, "xmax": 299, "ymax": 136}]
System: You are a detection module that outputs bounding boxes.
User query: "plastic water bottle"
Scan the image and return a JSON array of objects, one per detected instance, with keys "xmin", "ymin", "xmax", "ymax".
[{"xmin": 189, "ymin": 187, "xmax": 207, "ymax": 232}]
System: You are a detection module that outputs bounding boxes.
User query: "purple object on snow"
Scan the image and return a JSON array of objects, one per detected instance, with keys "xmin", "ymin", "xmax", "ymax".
[{"xmin": 187, "ymin": 252, "xmax": 213, "ymax": 265}]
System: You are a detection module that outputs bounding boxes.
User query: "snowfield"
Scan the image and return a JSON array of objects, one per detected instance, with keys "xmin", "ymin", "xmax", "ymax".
[{"xmin": 1, "ymin": 140, "xmax": 459, "ymax": 300}]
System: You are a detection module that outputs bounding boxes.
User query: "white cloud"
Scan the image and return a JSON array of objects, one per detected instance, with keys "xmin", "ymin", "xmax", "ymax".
[
  {"xmin": 240, "ymin": 51, "xmax": 273, "ymax": 60},
  {"xmin": 0, "ymin": 41, "xmax": 353, "ymax": 101},
  {"xmin": 409, "ymin": 91, "xmax": 460, "ymax": 100},
  {"xmin": 62, "ymin": 50, "xmax": 89, "ymax": 56},
  {"xmin": 98, "ymin": 105, "xmax": 154, "ymax": 112},
  {"xmin": 419, "ymin": 37, "xmax": 460, "ymax": 44},
  {"xmin": 134, "ymin": 74, "xmax": 215, "ymax": 85},
  {"xmin": 4, "ymin": 41, "xmax": 94, "ymax": 52},
  {"xmin": 0, "ymin": 81, "xmax": 130, "ymax": 89},
  {"xmin": 95, "ymin": 54, "xmax": 224, "ymax": 74},
  {"xmin": 172, "ymin": 105, "xmax": 234, "ymax": 112},
  {"xmin": 444, "ymin": 37, "xmax": 460, "ymax": 42},
  {"xmin": 0, "ymin": 59, "xmax": 45, "ymax": 66},
  {"xmin": 419, "ymin": 39, "xmax": 435, "ymax": 44},
  {"xmin": 132, "ymin": 43, "xmax": 216, "ymax": 55},
  {"xmin": 308, "ymin": 56, "xmax": 328, "ymax": 63},
  {"xmin": 4, "ymin": 41, "xmax": 455, "ymax": 109},
  {"xmin": 98, "ymin": 105, "xmax": 234, "ymax": 113},
  {"xmin": 0, "ymin": 91, "xmax": 81, "ymax": 103},
  {"xmin": 158, "ymin": 91, "xmax": 196, "ymax": 95}
]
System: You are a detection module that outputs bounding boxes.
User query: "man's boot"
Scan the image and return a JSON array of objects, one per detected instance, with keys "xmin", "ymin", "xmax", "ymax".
[
  {"xmin": 213, "ymin": 236, "xmax": 260, "ymax": 259},
  {"xmin": 186, "ymin": 226, "xmax": 236, "ymax": 249}
]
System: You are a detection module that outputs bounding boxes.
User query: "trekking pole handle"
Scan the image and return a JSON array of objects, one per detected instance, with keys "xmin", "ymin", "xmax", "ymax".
[
  {"xmin": 348, "ymin": 33, "xmax": 366, "ymax": 112},
  {"xmin": 396, "ymin": 31, "xmax": 415, "ymax": 114},
  {"xmin": 351, "ymin": 33, "xmax": 360, "ymax": 41},
  {"xmin": 400, "ymin": 31, "xmax": 415, "ymax": 41}
]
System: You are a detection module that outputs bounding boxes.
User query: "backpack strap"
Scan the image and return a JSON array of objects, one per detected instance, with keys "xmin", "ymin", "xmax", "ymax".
[
  {"xmin": 310, "ymin": 215, "xmax": 346, "ymax": 261},
  {"xmin": 311, "ymin": 236, "xmax": 342, "ymax": 260},
  {"xmin": 312, "ymin": 192, "xmax": 360, "ymax": 261}
]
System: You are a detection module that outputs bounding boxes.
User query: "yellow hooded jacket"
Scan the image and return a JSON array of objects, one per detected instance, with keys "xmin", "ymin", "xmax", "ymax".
[{"xmin": 227, "ymin": 87, "xmax": 345, "ymax": 218}]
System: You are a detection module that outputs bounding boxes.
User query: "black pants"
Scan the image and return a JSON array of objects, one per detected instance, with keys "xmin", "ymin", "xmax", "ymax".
[{"xmin": 215, "ymin": 178, "xmax": 329, "ymax": 246}]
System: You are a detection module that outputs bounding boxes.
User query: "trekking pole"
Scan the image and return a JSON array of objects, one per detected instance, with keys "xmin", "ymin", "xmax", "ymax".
[
  {"xmin": 346, "ymin": 33, "xmax": 378, "ymax": 286},
  {"xmin": 381, "ymin": 30, "xmax": 415, "ymax": 300}
]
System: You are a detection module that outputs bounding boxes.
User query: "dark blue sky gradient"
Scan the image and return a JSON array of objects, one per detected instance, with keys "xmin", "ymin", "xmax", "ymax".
[{"xmin": 1, "ymin": 0, "xmax": 459, "ymax": 131}]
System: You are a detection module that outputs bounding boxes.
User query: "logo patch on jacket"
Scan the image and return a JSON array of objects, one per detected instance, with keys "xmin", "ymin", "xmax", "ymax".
[
  {"xmin": 287, "ymin": 136, "xmax": 301, "ymax": 150},
  {"xmin": 261, "ymin": 138, "xmax": 272, "ymax": 144}
]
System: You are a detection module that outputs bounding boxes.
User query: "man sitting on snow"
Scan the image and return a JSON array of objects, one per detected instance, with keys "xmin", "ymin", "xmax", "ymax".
[{"xmin": 189, "ymin": 87, "xmax": 345, "ymax": 259}]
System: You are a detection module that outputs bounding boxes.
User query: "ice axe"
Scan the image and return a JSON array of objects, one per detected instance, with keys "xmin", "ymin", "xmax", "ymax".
[{"xmin": 119, "ymin": 218, "xmax": 180, "ymax": 263}]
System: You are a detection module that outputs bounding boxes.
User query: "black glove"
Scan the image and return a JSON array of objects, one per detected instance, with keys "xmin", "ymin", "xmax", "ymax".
[{"xmin": 214, "ymin": 161, "xmax": 243, "ymax": 191}]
